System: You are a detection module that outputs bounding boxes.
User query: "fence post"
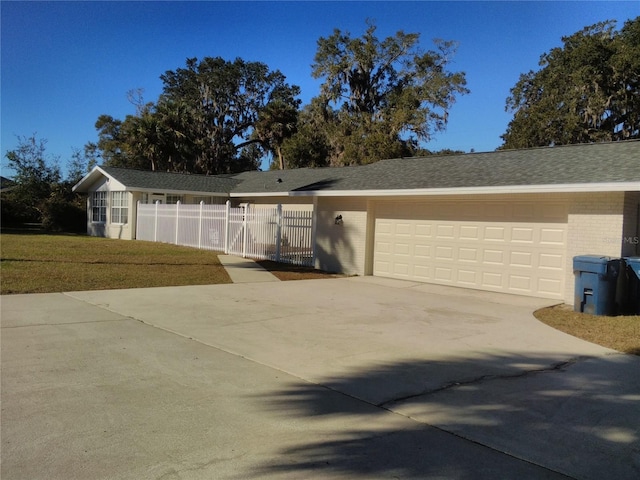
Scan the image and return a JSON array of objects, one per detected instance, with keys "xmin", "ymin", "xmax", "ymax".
[
  {"xmin": 242, "ymin": 204, "xmax": 248, "ymax": 258},
  {"xmin": 198, "ymin": 201, "xmax": 204, "ymax": 249},
  {"xmin": 224, "ymin": 200, "xmax": 230, "ymax": 254},
  {"xmin": 175, "ymin": 201, "xmax": 180, "ymax": 245},
  {"xmin": 311, "ymin": 197, "xmax": 318, "ymax": 267},
  {"xmin": 136, "ymin": 201, "xmax": 140, "ymax": 240},
  {"xmin": 154, "ymin": 200, "xmax": 159, "ymax": 242},
  {"xmin": 275, "ymin": 204, "xmax": 282, "ymax": 263}
]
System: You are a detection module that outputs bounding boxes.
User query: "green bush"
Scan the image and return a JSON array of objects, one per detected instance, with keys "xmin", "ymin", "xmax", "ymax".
[{"xmin": 41, "ymin": 194, "xmax": 86, "ymax": 233}]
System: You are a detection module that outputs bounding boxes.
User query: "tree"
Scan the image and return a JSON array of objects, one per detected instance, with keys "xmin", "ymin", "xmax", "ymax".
[
  {"xmin": 3, "ymin": 135, "xmax": 61, "ymax": 223},
  {"xmin": 157, "ymin": 57, "xmax": 300, "ymax": 174},
  {"xmin": 254, "ymin": 99, "xmax": 299, "ymax": 170},
  {"xmin": 90, "ymin": 57, "xmax": 300, "ymax": 174},
  {"xmin": 67, "ymin": 147, "xmax": 97, "ymax": 185},
  {"xmin": 502, "ymin": 17, "xmax": 640, "ymax": 149},
  {"xmin": 311, "ymin": 21, "xmax": 469, "ymax": 165},
  {"xmin": 280, "ymin": 100, "xmax": 331, "ymax": 169},
  {"xmin": 87, "ymin": 114, "xmax": 127, "ymax": 166},
  {"xmin": 2, "ymin": 135, "xmax": 86, "ymax": 231}
]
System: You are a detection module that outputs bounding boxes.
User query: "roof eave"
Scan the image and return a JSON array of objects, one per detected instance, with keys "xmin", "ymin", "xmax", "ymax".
[
  {"xmin": 287, "ymin": 182, "xmax": 640, "ymax": 197},
  {"xmin": 229, "ymin": 191, "xmax": 291, "ymax": 198},
  {"xmin": 72, "ymin": 166, "xmax": 112, "ymax": 193},
  {"xmin": 131, "ymin": 187, "xmax": 230, "ymax": 197}
]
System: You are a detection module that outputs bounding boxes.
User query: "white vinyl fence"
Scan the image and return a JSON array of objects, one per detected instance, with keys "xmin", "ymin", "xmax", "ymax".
[{"xmin": 136, "ymin": 201, "xmax": 314, "ymax": 267}]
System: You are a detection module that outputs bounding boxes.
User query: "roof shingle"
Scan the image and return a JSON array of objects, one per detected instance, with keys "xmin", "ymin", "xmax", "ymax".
[{"xmin": 79, "ymin": 140, "xmax": 640, "ymax": 195}]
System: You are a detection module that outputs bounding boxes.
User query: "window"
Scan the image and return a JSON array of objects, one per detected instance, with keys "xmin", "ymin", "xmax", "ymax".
[
  {"xmin": 192, "ymin": 196, "xmax": 215, "ymax": 204},
  {"xmin": 91, "ymin": 192, "xmax": 107, "ymax": 223},
  {"xmin": 141, "ymin": 193, "xmax": 165, "ymax": 204},
  {"xmin": 166, "ymin": 194, "xmax": 183, "ymax": 204},
  {"xmin": 111, "ymin": 191, "xmax": 128, "ymax": 224}
]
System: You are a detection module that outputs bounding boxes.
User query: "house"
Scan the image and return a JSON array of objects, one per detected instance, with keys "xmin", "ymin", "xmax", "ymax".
[
  {"xmin": 73, "ymin": 140, "xmax": 640, "ymax": 304},
  {"xmin": 0, "ymin": 176, "xmax": 16, "ymax": 192}
]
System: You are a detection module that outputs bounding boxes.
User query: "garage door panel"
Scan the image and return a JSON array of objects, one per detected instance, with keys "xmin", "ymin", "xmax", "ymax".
[
  {"xmin": 414, "ymin": 244, "xmax": 432, "ymax": 258},
  {"xmin": 484, "ymin": 226, "xmax": 507, "ymax": 241},
  {"xmin": 375, "ymin": 240, "xmax": 392, "ymax": 254},
  {"xmin": 395, "ymin": 222, "xmax": 412, "ymax": 235},
  {"xmin": 394, "ymin": 242, "xmax": 410, "ymax": 255},
  {"xmin": 540, "ymin": 228, "xmax": 565, "ymax": 245},
  {"xmin": 435, "ymin": 245, "xmax": 454, "ymax": 260},
  {"xmin": 508, "ymin": 275, "xmax": 532, "ymax": 292},
  {"xmin": 483, "ymin": 249, "xmax": 505, "ymax": 264},
  {"xmin": 413, "ymin": 264, "xmax": 431, "ymax": 279},
  {"xmin": 435, "ymin": 267, "xmax": 454, "ymax": 281},
  {"xmin": 374, "ymin": 201, "xmax": 567, "ymax": 299},
  {"xmin": 512, "ymin": 227, "xmax": 534, "ymax": 243},
  {"xmin": 375, "ymin": 259, "xmax": 391, "ymax": 275},
  {"xmin": 457, "ymin": 269, "xmax": 477, "ymax": 285},
  {"xmin": 459, "ymin": 225, "xmax": 480, "ymax": 240},
  {"xmin": 458, "ymin": 247, "xmax": 479, "ymax": 262},
  {"xmin": 510, "ymin": 251, "xmax": 533, "ymax": 267},
  {"xmin": 415, "ymin": 224, "xmax": 433, "ymax": 236},
  {"xmin": 393, "ymin": 262, "xmax": 410, "ymax": 276},
  {"xmin": 436, "ymin": 224, "xmax": 455, "ymax": 239},
  {"xmin": 481, "ymin": 271, "xmax": 504, "ymax": 288},
  {"xmin": 539, "ymin": 253, "xmax": 564, "ymax": 269}
]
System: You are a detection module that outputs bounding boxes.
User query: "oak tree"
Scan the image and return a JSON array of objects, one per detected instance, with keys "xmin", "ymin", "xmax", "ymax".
[
  {"xmin": 502, "ymin": 18, "xmax": 640, "ymax": 148},
  {"xmin": 309, "ymin": 21, "xmax": 469, "ymax": 165}
]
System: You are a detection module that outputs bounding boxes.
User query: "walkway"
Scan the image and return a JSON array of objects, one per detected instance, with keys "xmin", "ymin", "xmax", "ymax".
[{"xmin": 217, "ymin": 254, "xmax": 280, "ymax": 283}]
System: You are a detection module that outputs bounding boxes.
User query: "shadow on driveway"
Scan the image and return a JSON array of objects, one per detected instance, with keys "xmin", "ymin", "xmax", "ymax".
[{"xmin": 250, "ymin": 352, "xmax": 640, "ymax": 480}]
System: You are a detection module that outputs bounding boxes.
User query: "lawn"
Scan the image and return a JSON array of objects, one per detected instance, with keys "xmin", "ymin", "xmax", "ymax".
[
  {"xmin": 0, "ymin": 232, "xmax": 232, "ymax": 294},
  {"xmin": 534, "ymin": 304, "xmax": 639, "ymax": 356}
]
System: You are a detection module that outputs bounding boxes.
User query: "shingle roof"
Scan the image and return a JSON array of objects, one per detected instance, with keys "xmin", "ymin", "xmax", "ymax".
[
  {"xmin": 77, "ymin": 140, "xmax": 640, "ymax": 196},
  {"xmin": 228, "ymin": 140, "xmax": 640, "ymax": 194},
  {"xmin": 100, "ymin": 166, "xmax": 239, "ymax": 194}
]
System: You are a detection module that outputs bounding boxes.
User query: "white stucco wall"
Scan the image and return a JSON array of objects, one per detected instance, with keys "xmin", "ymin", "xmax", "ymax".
[
  {"xmin": 84, "ymin": 176, "xmax": 135, "ymax": 240},
  {"xmin": 314, "ymin": 197, "xmax": 369, "ymax": 274},
  {"xmin": 564, "ymin": 192, "xmax": 626, "ymax": 304}
]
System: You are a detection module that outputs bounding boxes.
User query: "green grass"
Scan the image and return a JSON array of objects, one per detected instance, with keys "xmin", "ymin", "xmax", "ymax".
[{"xmin": 0, "ymin": 232, "xmax": 231, "ymax": 294}]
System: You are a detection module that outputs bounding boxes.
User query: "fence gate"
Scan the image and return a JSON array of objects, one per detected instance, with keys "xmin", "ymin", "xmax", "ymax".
[{"xmin": 136, "ymin": 201, "xmax": 314, "ymax": 267}]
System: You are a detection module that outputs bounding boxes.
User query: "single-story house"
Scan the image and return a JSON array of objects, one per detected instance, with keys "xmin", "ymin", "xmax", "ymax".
[{"xmin": 73, "ymin": 140, "xmax": 640, "ymax": 304}]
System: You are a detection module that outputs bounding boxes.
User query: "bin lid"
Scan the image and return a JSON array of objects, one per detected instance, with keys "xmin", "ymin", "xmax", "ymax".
[
  {"xmin": 573, "ymin": 255, "xmax": 617, "ymax": 264},
  {"xmin": 573, "ymin": 255, "xmax": 620, "ymax": 276}
]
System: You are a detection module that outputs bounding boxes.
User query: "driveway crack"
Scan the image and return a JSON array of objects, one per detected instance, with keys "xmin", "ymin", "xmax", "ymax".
[{"xmin": 378, "ymin": 355, "xmax": 595, "ymax": 408}]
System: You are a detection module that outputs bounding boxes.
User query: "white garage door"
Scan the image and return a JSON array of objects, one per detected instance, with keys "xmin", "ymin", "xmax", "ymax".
[{"xmin": 374, "ymin": 199, "xmax": 568, "ymax": 299}]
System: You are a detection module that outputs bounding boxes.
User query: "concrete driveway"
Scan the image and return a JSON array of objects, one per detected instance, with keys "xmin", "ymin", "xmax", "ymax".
[{"xmin": 2, "ymin": 277, "xmax": 639, "ymax": 479}]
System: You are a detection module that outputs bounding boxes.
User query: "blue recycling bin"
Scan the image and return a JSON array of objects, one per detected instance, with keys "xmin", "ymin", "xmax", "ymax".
[
  {"xmin": 573, "ymin": 255, "xmax": 620, "ymax": 316},
  {"xmin": 621, "ymin": 257, "xmax": 640, "ymax": 315}
]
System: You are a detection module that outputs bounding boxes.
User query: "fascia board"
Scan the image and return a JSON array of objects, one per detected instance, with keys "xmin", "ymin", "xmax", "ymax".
[
  {"xmin": 72, "ymin": 166, "xmax": 114, "ymax": 192},
  {"xmin": 286, "ymin": 182, "xmax": 640, "ymax": 197},
  {"xmin": 131, "ymin": 187, "xmax": 230, "ymax": 197},
  {"xmin": 229, "ymin": 191, "xmax": 290, "ymax": 198}
]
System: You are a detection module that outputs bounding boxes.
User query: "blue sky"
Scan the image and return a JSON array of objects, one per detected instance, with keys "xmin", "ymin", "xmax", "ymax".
[{"xmin": 2, "ymin": 1, "xmax": 639, "ymax": 176}]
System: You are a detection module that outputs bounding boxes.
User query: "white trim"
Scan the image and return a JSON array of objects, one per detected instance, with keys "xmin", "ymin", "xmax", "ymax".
[
  {"xmin": 284, "ymin": 182, "xmax": 640, "ymax": 197},
  {"xmin": 131, "ymin": 187, "xmax": 229, "ymax": 197},
  {"xmin": 73, "ymin": 166, "xmax": 229, "ymax": 196},
  {"xmin": 229, "ymin": 191, "xmax": 289, "ymax": 198}
]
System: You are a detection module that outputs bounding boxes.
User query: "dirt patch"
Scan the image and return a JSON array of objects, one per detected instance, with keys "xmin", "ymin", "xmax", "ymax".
[{"xmin": 256, "ymin": 260, "xmax": 347, "ymax": 281}]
